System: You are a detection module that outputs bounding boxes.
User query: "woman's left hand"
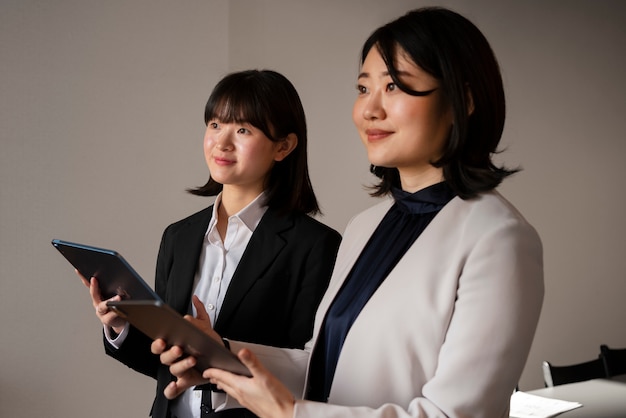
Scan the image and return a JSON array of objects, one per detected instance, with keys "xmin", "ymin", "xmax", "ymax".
[{"xmin": 203, "ymin": 348, "xmax": 295, "ymax": 418}]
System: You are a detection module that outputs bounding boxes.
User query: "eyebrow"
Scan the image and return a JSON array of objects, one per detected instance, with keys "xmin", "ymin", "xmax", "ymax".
[{"xmin": 357, "ymin": 69, "xmax": 413, "ymax": 80}]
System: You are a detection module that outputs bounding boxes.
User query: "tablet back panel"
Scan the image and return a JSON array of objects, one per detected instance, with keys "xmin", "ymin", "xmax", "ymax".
[
  {"xmin": 52, "ymin": 239, "xmax": 159, "ymax": 301},
  {"xmin": 108, "ymin": 300, "xmax": 251, "ymax": 377}
]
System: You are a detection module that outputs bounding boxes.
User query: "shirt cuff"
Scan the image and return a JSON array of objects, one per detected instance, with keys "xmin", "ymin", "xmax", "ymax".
[{"xmin": 103, "ymin": 322, "xmax": 130, "ymax": 349}]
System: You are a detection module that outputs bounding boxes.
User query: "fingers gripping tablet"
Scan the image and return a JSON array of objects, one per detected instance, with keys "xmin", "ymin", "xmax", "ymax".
[{"xmin": 107, "ymin": 300, "xmax": 251, "ymax": 377}]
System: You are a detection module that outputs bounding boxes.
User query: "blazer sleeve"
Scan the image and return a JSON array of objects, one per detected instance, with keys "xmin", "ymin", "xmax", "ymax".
[
  {"xmin": 419, "ymin": 217, "xmax": 544, "ymax": 417},
  {"xmin": 102, "ymin": 225, "xmax": 175, "ymax": 380}
]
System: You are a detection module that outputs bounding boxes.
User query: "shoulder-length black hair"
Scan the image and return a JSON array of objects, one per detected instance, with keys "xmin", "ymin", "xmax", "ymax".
[
  {"xmin": 361, "ymin": 7, "xmax": 517, "ymax": 199},
  {"xmin": 188, "ymin": 69, "xmax": 320, "ymax": 215}
]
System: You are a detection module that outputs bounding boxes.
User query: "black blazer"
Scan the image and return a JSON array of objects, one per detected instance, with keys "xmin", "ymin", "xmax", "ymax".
[{"xmin": 104, "ymin": 205, "xmax": 341, "ymax": 418}]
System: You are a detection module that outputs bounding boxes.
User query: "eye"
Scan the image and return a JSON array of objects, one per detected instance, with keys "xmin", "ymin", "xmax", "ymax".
[
  {"xmin": 208, "ymin": 121, "xmax": 219, "ymax": 129},
  {"xmin": 356, "ymin": 84, "xmax": 368, "ymax": 95},
  {"xmin": 237, "ymin": 127, "xmax": 251, "ymax": 135},
  {"xmin": 386, "ymin": 82, "xmax": 397, "ymax": 92}
]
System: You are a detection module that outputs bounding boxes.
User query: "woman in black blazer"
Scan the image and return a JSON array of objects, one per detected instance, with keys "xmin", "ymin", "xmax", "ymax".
[{"xmin": 84, "ymin": 70, "xmax": 341, "ymax": 418}]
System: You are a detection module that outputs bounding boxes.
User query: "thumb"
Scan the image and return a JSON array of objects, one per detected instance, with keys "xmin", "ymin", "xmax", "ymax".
[
  {"xmin": 237, "ymin": 348, "xmax": 266, "ymax": 376},
  {"xmin": 89, "ymin": 276, "xmax": 103, "ymax": 304},
  {"xmin": 191, "ymin": 295, "xmax": 210, "ymax": 320}
]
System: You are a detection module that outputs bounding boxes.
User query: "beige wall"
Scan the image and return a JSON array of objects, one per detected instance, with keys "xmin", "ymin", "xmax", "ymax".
[{"xmin": 1, "ymin": 0, "xmax": 625, "ymax": 416}]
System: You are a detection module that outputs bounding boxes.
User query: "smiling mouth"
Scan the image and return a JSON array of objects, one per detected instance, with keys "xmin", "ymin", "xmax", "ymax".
[
  {"xmin": 365, "ymin": 129, "xmax": 392, "ymax": 141},
  {"xmin": 213, "ymin": 156, "xmax": 235, "ymax": 165}
]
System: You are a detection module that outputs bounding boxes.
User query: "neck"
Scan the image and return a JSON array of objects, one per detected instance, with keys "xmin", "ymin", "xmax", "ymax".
[
  {"xmin": 398, "ymin": 166, "xmax": 444, "ymax": 193},
  {"xmin": 219, "ymin": 185, "xmax": 263, "ymax": 218},
  {"xmin": 216, "ymin": 187, "xmax": 263, "ymax": 241}
]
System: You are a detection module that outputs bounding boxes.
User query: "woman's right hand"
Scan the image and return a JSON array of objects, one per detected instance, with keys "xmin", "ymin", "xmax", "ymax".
[
  {"xmin": 149, "ymin": 296, "xmax": 221, "ymax": 399},
  {"xmin": 77, "ymin": 270, "xmax": 127, "ymax": 334},
  {"xmin": 204, "ymin": 348, "xmax": 295, "ymax": 418},
  {"xmin": 151, "ymin": 339, "xmax": 208, "ymax": 399}
]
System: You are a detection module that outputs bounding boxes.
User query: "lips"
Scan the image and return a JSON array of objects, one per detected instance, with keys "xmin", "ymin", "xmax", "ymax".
[
  {"xmin": 365, "ymin": 128, "xmax": 393, "ymax": 141},
  {"xmin": 213, "ymin": 156, "xmax": 235, "ymax": 166}
]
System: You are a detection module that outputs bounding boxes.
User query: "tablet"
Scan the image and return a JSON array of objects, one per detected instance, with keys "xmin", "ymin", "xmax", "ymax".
[
  {"xmin": 51, "ymin": 239, "xmax": 160, "ymax": 301},
  {"xmin": 107, "ymin": 299, "xmax": 251, "ymax": 377}
]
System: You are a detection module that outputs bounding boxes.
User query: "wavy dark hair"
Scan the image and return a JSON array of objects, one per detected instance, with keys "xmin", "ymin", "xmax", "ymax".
[
  {"xmin": 361, "ymin": 7, "xmax": 518, "ymax": 199},
  {"xmin": 188, "ymin": 69, "xmax": 320, "ymax": 215}
]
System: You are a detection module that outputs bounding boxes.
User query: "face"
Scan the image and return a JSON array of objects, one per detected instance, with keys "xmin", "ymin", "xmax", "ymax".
[
  {"xmin": 352, "ymin": 47, "xmax": 453, "ymax": 191},
  {"xmin": 203, "ymin": 119, "xmax": 294, "ymax": 195}
]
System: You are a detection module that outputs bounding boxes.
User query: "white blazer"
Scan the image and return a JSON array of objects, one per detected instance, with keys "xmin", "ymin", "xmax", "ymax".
[{"xmin": 228, "ymin": 191, "xmax": 544, "ymax": 418}]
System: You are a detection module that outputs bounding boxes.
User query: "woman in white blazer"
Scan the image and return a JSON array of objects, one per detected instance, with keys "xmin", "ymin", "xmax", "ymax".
[{"xmin": 154, "ymin": 7, "xmax": 544, "ymax": 418}]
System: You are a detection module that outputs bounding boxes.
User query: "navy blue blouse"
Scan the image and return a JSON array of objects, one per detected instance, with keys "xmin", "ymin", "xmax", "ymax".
[{"xmin": 306, "ymin": 182, "xmax": 456, "ymax": 402}]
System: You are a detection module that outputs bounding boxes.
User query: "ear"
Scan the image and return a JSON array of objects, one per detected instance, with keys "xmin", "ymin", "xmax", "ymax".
[
  {"xmin": 466, "ymin": 85, "xmax": 475, "ymax": 116},
  {"xmin": 274, "ymin": 133, "xmax": 298, "ymax": 162}
]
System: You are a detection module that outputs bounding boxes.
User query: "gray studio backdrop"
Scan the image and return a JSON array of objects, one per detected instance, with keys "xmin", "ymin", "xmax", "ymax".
[{"xmin": 1, "ymin": 1, "xmax": 625, "ymax": 416}]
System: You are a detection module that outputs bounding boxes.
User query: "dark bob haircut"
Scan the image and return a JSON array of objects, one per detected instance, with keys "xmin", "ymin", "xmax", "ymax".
[
  {"xmin": 361, "ymin": 7, "xmax": 517, "ymax": 199},
  {"xmin": 188, "ymin": 69, "xmax": 320, "ymax": 215}
]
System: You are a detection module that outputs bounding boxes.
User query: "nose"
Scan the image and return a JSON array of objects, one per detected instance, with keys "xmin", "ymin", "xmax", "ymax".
[
  {"xmin": 362, "ymin": 91, "xmax": 385, "ymax": 120},
  {"xmin": 215, "ymin": 129, "xmax": 235, "ymax": 151}
]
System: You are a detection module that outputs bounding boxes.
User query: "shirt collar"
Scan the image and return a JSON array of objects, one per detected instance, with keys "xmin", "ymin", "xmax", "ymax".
[
  {"xmin": 208, "ymin": 191, "xmax": 268, "ymax": 234},
  {"xmin": 391, "ymin": 182, "xmax": 456, "ymax": 214}
]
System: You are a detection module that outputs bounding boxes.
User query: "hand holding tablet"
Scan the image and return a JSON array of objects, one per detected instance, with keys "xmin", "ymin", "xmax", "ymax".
[
  {"xmin": 52, "ymin": 239, "xmax": 250, "ymax": 376},
  {"xmin": 108, "ymin": 299, "xmax": 251, "ymax": 376}
]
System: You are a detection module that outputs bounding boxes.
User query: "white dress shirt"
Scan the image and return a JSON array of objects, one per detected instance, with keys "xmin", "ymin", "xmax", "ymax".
[{"xmin": 172, "ymin": 192, "xmax": 267, "ymax": 417}]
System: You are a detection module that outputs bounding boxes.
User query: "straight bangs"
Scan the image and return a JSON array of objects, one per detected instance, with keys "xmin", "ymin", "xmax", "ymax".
[{"xmin": 204, "ymin": 79, "xmax": 276, "ymax": 141}]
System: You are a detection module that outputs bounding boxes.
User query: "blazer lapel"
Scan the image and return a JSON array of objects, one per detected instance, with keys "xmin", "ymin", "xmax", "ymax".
[
  {"xmin": 321, "ymin": 199, "xmax": 393, "ymax": 309},
  {"xmin": 215, "ymin": 208, "xmax": 292, "ymax": 327},
  {"xmin": 309, "ymin": 198, "xmax": 393, "ymax": 358},
  {"xmin": 168, "ymin": 206, "xmax": 213, "ymax": 314}
]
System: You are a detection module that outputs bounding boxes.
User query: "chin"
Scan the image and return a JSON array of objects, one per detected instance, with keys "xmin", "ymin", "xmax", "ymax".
[{"xmin": 368, "ymin": 156, "xmax": 393, "ymax": 168}]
